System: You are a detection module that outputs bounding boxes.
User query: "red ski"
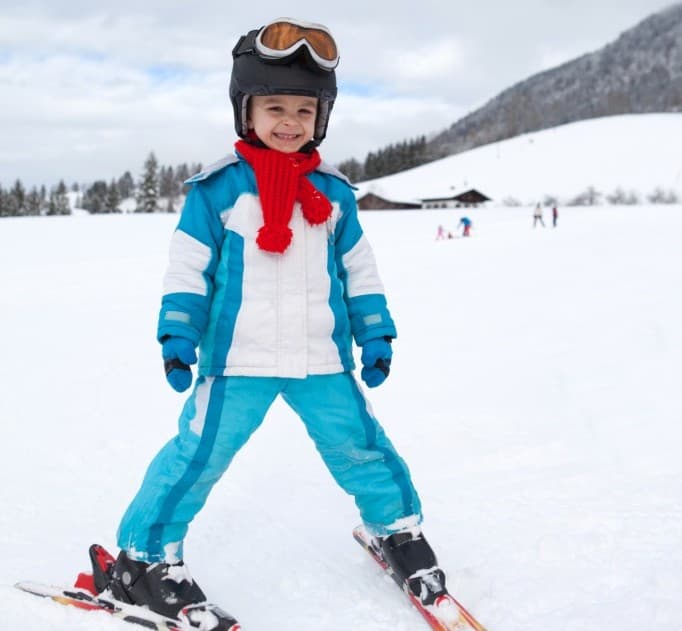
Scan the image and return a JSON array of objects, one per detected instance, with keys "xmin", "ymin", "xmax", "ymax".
[
  {"xmin": 15, "ymin": 580, "xmax": 187, "ymax": 629},
  {"xmin": 353, "ymin": 525, "xmax": 487, "ymax": 631},
  {"xmin": 15, "ymin": 544, "xmax": 240, "ymax": 631}
]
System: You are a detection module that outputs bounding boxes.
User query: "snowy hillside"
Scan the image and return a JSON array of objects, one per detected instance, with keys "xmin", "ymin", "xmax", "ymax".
[
  {"xmin": 355, "ymin": 113, "xmax": 682, "ymax": 205},
  {"xmin": 1, "ymin": 200, "xmax": 681, "ymax": 630},
  {"xmin": 427, "ymin": 3, "xmax": 682, "ymax": 158}
]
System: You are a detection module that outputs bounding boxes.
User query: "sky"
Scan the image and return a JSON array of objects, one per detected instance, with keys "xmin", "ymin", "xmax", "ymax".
[{"xmin": 0, "ymin": 0, "xmax": 677, "ymax": 188}]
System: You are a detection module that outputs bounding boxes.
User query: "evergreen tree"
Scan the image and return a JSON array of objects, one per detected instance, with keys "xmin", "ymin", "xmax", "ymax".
[
  {"xmin": 4, "ymin": 187, "xmax": 19, "ymax": 216},
  {"xmin": 340, "ymin": 134, "xmax": 431, "ymax": 182},
  {"xmin": 176, "ymin": 163, "xmax": 191, "ymax": 194},
  {"xmin": 159, "ymin": 165, "xmax": 176, "ymax": 198},
  {"xmin": 364, "ymin": 152, "xmax": 378, "ymax": 179},
  {"xmin": 47, "ymin": 180, "xmax": 70, "ymax": 216},
  {"xmin": 25, "ymin": 187, "xmax": 43, "ymax": 216},
  {"xmin": 337, "ymin": 158, "xmax": 364, "ymax": 182},
  {"xmin": 82, "ymin": 180, "xmax": 108, "ymax": 214},
  {"xmin": 47, "ymin": 191, "xmax": 58, "ymax": 215},
  {"xmin": 158, "ymin": 166, "xmax": 167, "ymax": 196},
  {"xmin": 136, "ymin": 152, "xmax": 159, "ymax": 213},
  {"xmin": 118, "ymin": 171, "xmax": 135, "ymax": 199},
  {"xmin": 57, "ymin": 180, "xmax": 70, "ymax": 215},
  {"xmin": 12, "ymin": 179, "xmax": 26, "ymax": 216},
  {"xmin": 105, "ymin": 178, "xmax": 121, "ymax": 213}
]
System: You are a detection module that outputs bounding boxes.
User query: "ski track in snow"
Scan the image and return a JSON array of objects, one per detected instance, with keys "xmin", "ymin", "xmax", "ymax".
[{"xmin": 1, "ymin": 204, "xmax": 682, "ymax": 630}]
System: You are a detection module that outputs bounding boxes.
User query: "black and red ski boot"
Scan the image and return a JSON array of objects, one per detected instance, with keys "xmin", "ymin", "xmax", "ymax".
[
  {"xmin": 77, "ymin": 545, "xmax": 239, "ymax": 630},
  {"xmin": 107, "ymin": 550, "xmax": 239, "ymax": 630},
  {"xmin": 74, "ymin": 544, "xmax": 117, "ymax": 595},
  {"xmin": 376, "ymin": 530, "xmax": 448, "ymax": 606}
]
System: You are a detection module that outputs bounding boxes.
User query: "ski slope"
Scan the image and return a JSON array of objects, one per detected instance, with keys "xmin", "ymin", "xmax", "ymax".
[
  {"xmin": 1, "ymin": 199, "xmax": 681, "ymax": 630},
  {"xmin": 355, "ymin": 113, "xmax": 682, "ymax": 204}
]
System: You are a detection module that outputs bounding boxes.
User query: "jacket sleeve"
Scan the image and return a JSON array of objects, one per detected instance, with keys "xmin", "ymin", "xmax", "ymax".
[
  {"xmin": 157, "ymin": 183, "xmax": 224, "ymax": 345},
  {"xmin": 334, "ymin": 189, "xmax": 397, "ymax": 345}
]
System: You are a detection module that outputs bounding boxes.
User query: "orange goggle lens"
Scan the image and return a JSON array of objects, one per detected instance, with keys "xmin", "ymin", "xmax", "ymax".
[{"xmin": 256, "ymin": 19, "xmax": 339, "ymax": 69}]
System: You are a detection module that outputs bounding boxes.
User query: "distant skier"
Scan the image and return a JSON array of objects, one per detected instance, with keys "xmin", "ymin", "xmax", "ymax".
[
  {"xmin": 533, "ymin": 204, "xmax": 545, "ymax": 228},
  {"xmin": 552, "ymin": 206, "xmax": 559, "ymax": 228},
  {"xmin": 458, "ymin": 216, "xmax": 472, "ymax": 237},
  {"xmin": 86, "ymin": 17, "xmax": 449, "ymax": 630}
]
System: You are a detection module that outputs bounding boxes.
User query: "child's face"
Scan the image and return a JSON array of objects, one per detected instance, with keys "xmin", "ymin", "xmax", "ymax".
[{"xmin": 247, "ymin": 94, "xmax": 318, "ymax": 153}]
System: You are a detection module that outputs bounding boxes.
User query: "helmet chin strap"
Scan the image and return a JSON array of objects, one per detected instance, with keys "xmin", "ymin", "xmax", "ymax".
[
  {"xmin": 298, "ymin": 138, "xmax": 320, "ymax": 153},
  {"xmin": 242, "ymin": 130, "xmax": 318, "ymax": 154}
]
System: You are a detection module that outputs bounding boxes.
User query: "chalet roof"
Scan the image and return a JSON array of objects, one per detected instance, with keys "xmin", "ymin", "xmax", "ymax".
[
  {"xmin": 356, "ymin": 192, "xmax": 421, "ymax": 210},
  {"xmin": 421, "ymin": 188, "xmax": 491, "ymax": 203}
]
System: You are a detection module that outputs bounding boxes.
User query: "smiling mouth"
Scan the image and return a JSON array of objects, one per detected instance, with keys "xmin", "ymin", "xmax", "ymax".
[{"xmin": 274, "ymin": 132, "xmax": 301, "ymax": 141}]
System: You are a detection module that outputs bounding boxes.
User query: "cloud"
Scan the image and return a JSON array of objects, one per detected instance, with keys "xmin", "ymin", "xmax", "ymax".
[
  {"xmin": 327, "ymin": 93, "xmax": 460, "ymax": 163},
  {"xmin": 387, "ymin": 38, "xmax": 465, "ymax": 87},
  {"xmin": 0, "ymin": 0, "xmax": 676, "ymax": 187},
  {"xmin": 0, "ymin": 10, "xmax": 232, "ymax": 71}
]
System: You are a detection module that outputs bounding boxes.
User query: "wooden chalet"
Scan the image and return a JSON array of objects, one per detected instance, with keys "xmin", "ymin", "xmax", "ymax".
[
  {"xmin": 356, "ymin": 192, "xmax": 422, "ymax": 210},
  {"xmin": 421, "ymin": 189, "xmax": 491, "ymax": 209}
]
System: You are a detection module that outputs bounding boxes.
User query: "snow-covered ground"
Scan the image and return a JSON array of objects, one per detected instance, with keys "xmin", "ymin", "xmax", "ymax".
[
  {"xmin": 1, "ymin": 201, "xmax": 681, "ymax": 630},
  {"xmin": 355, "ymin": 113, "xmax": 682, "ymax": 204}
]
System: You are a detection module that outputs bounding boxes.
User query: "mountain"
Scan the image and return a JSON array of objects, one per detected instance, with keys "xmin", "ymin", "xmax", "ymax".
[{"xmin": 427, "ymin": 3, "xmax": 682, "ymax": 158}]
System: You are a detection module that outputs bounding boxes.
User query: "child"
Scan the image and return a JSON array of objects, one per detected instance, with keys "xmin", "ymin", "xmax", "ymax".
[
  {"xmin": 458, "ymin": 216, "xmax": 472, "ymax": 237},
  {"xmin": 98, "ymin": 18, "xmax": 446, "ymax": 629}
]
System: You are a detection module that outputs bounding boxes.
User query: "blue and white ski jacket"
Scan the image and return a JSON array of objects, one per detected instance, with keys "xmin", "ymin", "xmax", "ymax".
[{"xmin": 157, "ymin": 154, "xmax": 397, "ymax": 378}]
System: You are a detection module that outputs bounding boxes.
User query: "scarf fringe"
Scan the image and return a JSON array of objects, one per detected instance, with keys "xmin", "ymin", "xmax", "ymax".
[{"xmin": 256, "ymin": 225, "xmax": 293, "ymax": 254}]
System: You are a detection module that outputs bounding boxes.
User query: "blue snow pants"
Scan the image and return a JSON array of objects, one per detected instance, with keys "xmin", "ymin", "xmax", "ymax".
[{"xmin": 117, "ymin": 373, "xmax": 422, "ymax": 561}]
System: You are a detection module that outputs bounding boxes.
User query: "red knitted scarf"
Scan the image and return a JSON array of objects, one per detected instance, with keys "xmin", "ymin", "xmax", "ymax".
[{"xmin": 235, "ymin": 140, "xmax": 332, "ymax": 253}]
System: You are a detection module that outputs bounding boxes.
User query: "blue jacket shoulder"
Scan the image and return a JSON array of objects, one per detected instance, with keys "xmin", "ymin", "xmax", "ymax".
[
  {"xmin": 317, "ymin": 161, "xmax": 357, "ymax": 190},
  {"xmin": 184, "ymin": 155, "xmax": 240, "ymax": 185}
]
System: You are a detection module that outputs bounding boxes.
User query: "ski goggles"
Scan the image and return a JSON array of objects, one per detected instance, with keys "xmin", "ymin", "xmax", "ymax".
[{"xmin": 235, "ymin": 18, "xmax": 339, "ymax": 71}]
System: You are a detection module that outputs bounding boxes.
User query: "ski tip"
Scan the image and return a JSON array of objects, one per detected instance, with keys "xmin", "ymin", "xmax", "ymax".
[{"xmin": 14, "ymin": 581, "xmax": 57, "ymax": 598}]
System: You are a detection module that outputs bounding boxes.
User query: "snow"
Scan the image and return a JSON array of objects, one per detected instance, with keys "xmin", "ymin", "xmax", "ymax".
[
  {"xmin": 2, "ymin": 118, "xmax": 682, "ymax": 630},
  {"xmin": 355, "ymin": 113, "xmax": 682, "ymax": 204}
]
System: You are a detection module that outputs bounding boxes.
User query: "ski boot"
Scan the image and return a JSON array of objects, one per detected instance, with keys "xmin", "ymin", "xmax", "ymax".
[
  {"xmin": 376, "ymin": 529, "xmax": 448, "ymax": 606},
  {"xmin": 80, "ymin": 544, "xmax": 240, "ymax": 630}
]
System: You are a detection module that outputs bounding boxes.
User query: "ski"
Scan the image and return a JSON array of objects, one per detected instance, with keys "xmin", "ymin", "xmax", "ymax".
[
  {"xmin": 15, "ymin": 580, "xmax": 186, "ymax": 629},
  {"xmin": 353, "ymin": 525, "xmax": 487, "ymax": 631},
  {"xmin": 15, "ymin": 544, "xmax": 241, "ymax": 631}
]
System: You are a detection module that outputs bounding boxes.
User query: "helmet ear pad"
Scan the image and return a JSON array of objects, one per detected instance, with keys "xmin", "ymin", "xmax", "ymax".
[{"xmin": 229, "ymin": 47, "xmax": 337, "ymax": 146}]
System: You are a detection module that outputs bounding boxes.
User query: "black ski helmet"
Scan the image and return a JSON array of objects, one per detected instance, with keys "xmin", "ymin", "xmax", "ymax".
[{"xmin": 229, "ymin": 19, "xmax": 338, "ymax": 147}]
